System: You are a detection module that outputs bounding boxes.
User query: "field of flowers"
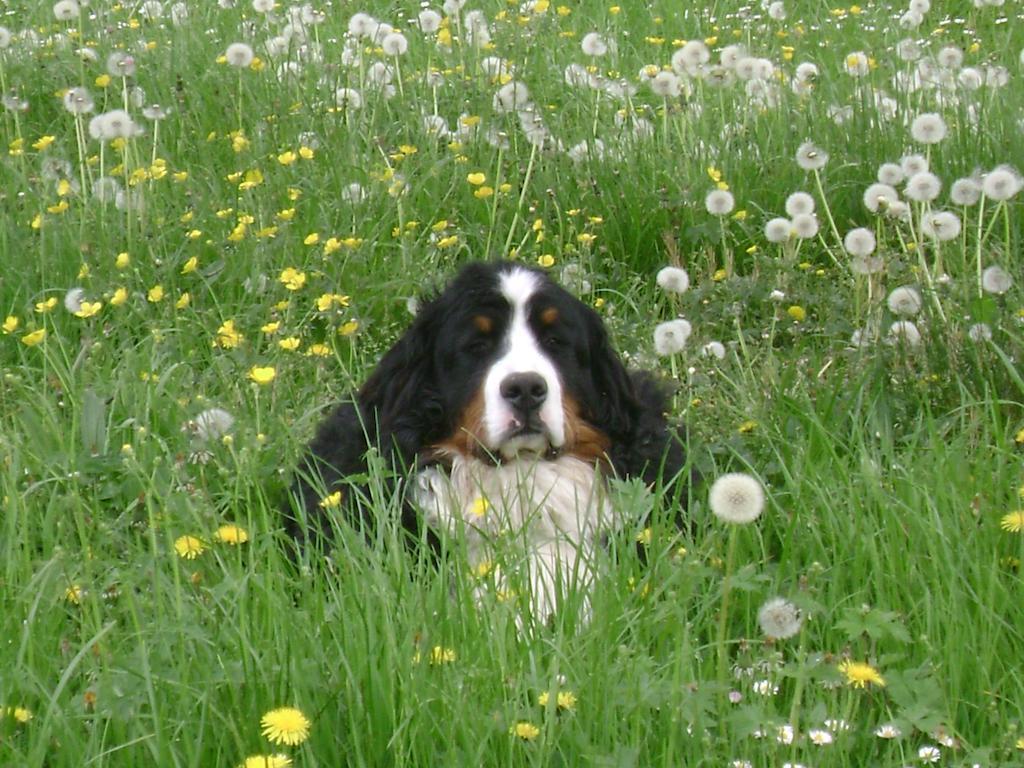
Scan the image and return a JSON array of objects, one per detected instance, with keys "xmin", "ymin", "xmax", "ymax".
[{"xmin": 2, "ymin": 0, "xmax": 1024, "ymax": 765}]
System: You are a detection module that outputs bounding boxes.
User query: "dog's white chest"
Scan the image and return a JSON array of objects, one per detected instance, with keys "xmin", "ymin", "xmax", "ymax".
[{"xmin": 413, "ymin": 456, "xmax": 612, "ymax": 625}]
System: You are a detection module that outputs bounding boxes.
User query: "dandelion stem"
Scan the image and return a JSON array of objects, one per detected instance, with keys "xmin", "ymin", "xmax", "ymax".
[
  {"xmin": 812, "ymin": 169, "xmax": 843, "ymax": 269},
  {"xmin": 716, "ymin": 525, "xmax": 739, "ymax": 692},
  {"xmin": 975, "ymin": 194, "xmax": 987, "ymax": 298},
  {"xmin": 501, "ymin": 141, "xmax": 538, "ymax": 258}
]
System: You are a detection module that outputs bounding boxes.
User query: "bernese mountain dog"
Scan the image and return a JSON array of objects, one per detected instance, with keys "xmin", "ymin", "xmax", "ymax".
[{"xmin": 286, "ymin": 260, "xmax": 688, "ymax": 625}]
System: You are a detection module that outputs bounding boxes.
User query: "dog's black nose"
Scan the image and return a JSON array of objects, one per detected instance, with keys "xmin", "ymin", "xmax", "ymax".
[{"xmin": 500, "ymin": 372, "xmax": 548, "ymax": 413}]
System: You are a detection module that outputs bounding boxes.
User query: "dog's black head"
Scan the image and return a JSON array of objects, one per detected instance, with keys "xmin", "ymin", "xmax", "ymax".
[{"xmin": 360, "ymin": 261, "xmax": 641, "ymax": 465}]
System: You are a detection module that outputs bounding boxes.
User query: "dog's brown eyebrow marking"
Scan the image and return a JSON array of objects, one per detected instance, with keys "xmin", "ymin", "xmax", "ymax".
[
  {"xmin": 540, "ymin": 307, "xmax": 559, "ymax": 326},
  {"xmin": 473, "ymin": 315, "xmax": 493, "ymax": 333}
]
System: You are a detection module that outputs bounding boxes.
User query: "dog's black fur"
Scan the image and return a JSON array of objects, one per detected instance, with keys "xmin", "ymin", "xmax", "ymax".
[{"xmin": 284, "ymin": 261, "xmax": 688, "ymax": 549}]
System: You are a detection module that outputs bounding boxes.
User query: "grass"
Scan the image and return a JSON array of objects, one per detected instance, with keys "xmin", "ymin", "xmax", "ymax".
[{"xmin": 1, "ymin": 0, "xmax": 1024, "ymax": 765}]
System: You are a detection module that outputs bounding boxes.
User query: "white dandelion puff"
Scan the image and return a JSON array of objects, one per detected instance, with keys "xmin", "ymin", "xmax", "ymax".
[
  {"xmin": 795, "ymin": 141, "xmax": 828, "ymax": 171},
  {"xmin": 887, "ymin": 320, "xmax": 922, "ymax": 347},
  {"xmin": 757, "ymin": 597, "xmax": 803, "ymax": 640},
  {"xmin": 863, "ymin": 182, "xmax": 899, "ymax": 213},
  {"xmin": 920, "ymin": 211, "xmax": 961, "ymax": 241},
  {"xmin": 709, "ymin": 472, "xmax": 765, "ymax": 525},
  {"xmin": 950, "ymin": 177, "xmax": 982, "ymax": 206},
  {"xmin": 581, "ymin": 32, "xmax": 608, "ymax": 57},
  {"xmin": 417, "ymin": 9, "xmax": 442, "ymax": 33},
  {"xmin": 188, "ymin": 408, "xmax": 235, "ymax": 442},
  {"xmin": 981, "ymin": 265, "xmax": 1012, "ymax": 294},
  {"xmin": 702, "ymin": 341, "xmax": 726, "ymax": 360},
  {"xmin": 64, "ymin": 288, "xmax": 85, "ymax": 314},
  {"xmin": 981, "ymin": 166, "xmax": 1023, "ymax": 201},
  {"xmin": 784, "ymin": 192, "xmax": 815, "ymax": 217},
  {"xmin": 910, "ymin": 112, "xmax": 947, "ymax": 144},
  {"xmin": 705, "ymin": 189, "xmax": 735, "ymax": 216},
  {"xmin": 791, "ymin": 213, "xmax": 819, "ymax": 240},
  {"xmin": 653, "ymin": 319, "xmax": 692, "ymax": 356},
  {"xmin": 656, "ymin": 266, "xmax": 689, "ymax": 294},
  {"xmin": 765, "ymin": 217, "xmax": 792, "ymax": 243},
  {"xmin": 381, "ymin": 31, "xmax": 408, "ymax": 56},
  {"xmin": 968, "ymin": 323, "xmax": 992, "ymax": 342},
  {"xmin": 225, "ymin": 42, "xmax": 255, "ymax": 67},
  {"xmin": 843, "ymin": 227, "xmax": 876, "ymax": 257},
  {"xmin": 900, "ymin": 153, "xmax": 929, "ymax": 176},
  {"xmin": 877, "ymin": 162, "xmax": 905, "ymax": 185},
  {"xmin": 886, "ymin": 286, "xmax": 922, "ymax": 316},
  {"xmin": 844, "ymin": 51, "xmax": 869, "ymax": 77},
  {"xmin": 904, "ymin": 171, "xmax": 942, "ymax": 202}
]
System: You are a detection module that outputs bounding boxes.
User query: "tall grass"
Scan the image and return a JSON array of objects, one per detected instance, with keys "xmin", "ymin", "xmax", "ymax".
[{"xmin": 1, "ymin": 0, "xmax": 1023, "ymax": 765}]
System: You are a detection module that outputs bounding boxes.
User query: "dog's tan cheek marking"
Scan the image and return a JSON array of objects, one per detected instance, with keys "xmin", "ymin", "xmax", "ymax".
[
  {"xmin": 540, "ymin": 306, "xmax": 559, "ymax": 326},
  {"xmin": 431, "ymin": 389, "xmax": 488, "ymax": 459},
  {"xmin": 473, "ymin": 315, "xmax": 493, "ymax": 334},
  {"xmin": 562, "ymin": 395, "xmax": 611, "ymax": 467}
]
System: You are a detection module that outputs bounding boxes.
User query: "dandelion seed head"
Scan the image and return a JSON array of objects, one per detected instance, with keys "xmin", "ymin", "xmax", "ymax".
[
  {"xmin": 581, "ymin": 32, "xmax": 608, "ymax": 57},
  {"xmin": 757, "ymin": 597, "xmax": 803, "ymax": 639},
  {"xmin": 795, "ymin": 141, "xmax": 828, "ymax": 171},
  {"xmin": 709, "ymin": 472, "xmax": 765, "ymax": 525},
  {"xmin": 887, "ymin": 320, "xmax": 922, "ymax": 347},
  {"xmin": 981, "ymin": 265, "xmax": 1012, "ymax": 294},
  {"xmin": 844, "ymin": 50, "xmax": 869, "ymax": 77},
  {"xmin": 843, "ymin": 227, "xmax": 876, "ymax": 257},
  {"xmin": 653, "ymin": 319, "xmax": 692, "ymax": 356},
  {"xmin": 765, "ymin": 217, "xmax": 792, "ymax": 243},
  {"xmin": 705, "ymin": 189, "xmax": 735, "ymax": 216},
  {"xmin": 863, "ymin": 182, "xmax": 899, "ymax": 213},
  {"xmin": 656, "ymin": 266, "xmax": 689, "ymax": 294},
  {"xmin": 920, "ymin": 210, "xmax": 961, "ymax": 241},
  {"xmin": 904, "ymin": 171, "xmax": 941, "ymax": 202},
  {"xmin": 981, "ymin": 165, "xmax": 1023, "ymax": 201},
  {"xmin": 910, "ymin": 112, "xmax": 947, "ymax": 144},
  {"xmin": 53, "ymin": 0, "xmax": 80, "ymax": 21},
  {"xmin": 936, "ymin": 45, "xmax": 963, "ymax": 69},
  {"xmin": 791, "ymin": 213, "xmax": 819, "ymax": 240},
  {"xmin": 950, "ymin": 177, "xmax": 982, "ymax": 206},
  {"xmin": 417, "ymin": 9, "xmax": 442, "ymax": 32},
  {"xmin": 62, "ymin": 86, "xmax": 94, "ymax": 115},
  {"xmin": 900, "ymin": 153, "xmax": 929, "ymax": 176},
  {"xmin": 381, "ymin": 31, "xmax": 408, "ymax": 56},
  {"xmin": 887, "ymin": 286, "xmax": 922, "ymax": 316},
  {"xmin": 225, "ymin": 42, "xmax": 255, "ymax": 67},
  {"xmin": 784, "ymin": 192, "xmax": 815, "ymax": 217},
  {"xmin": 702, "ymin": 341, "xmax": 726, "ymax": 360},
  {"xmin": 877, "ymin": 162, "xmax": 905, "ymax": 185},
  {"xmin": 968, "ymin": 323, "xmax": 992, "ymax": 342}
]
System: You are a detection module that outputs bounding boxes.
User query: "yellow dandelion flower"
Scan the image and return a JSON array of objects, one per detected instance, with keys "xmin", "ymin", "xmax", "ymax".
[
  {"xmin": 1016, "ymin": 736, "xmax": 1024, "ymax": 750},
  {"xmin": 8, "ymin": 706, "xmax": 33, "ymax": 723},
  {"xmin": 538, "ymin": 690, "xmax": 577, "ymax": 711},
  {"xmin": 436, "ymin": 234, "xmax": 459, "ymax": 249},
  {"xmin": 175, "ymin": 293, "xmax": 190, "ymax": 310},
  {"xmin": 1000, "ymin": 511, "xmax": 1024, "ymax": 533},
  {"xmin": 64, "ymin": 584, "xmax": 84, "ymax": 604},
  {"xmin": 1015, "ymin": 427, "xmax": 1024, "ymax": 444},
  {"xmin": 278, "ymin": 267, "xmax": 307, "ymax": 291},
  {"xmin": 21, "ymin": 328, "xmax": 47, "ymax": 347},
  {"xmin": 338, "ymin": 320, "xmax": 359, "ymax": 337},
  {"xmin": 303, "ymin": 233, "xmax": 320, "ymax": 245},
  {"xmin": 147, "ymin": 285, "xmax": 165, "ymax": 303},
  {"xmin": 249, "ymin": 366, "xmax": 276, "ymax": 385},
  {"xmin": 35, "ymin": 297, "xmax": 58, "ymax": 313},
  {"xmin": 216, "ymin": 319, "xmax": 244, "ymax": 349},
  {"xmin": 214, "ymin": 524, "xmax": 249, "ymax": 545},
  {"xmin": 74, "ymin": 301, "xmax": 103, "ymax": 319},
  {"xmin": 838, "ymin": 660, "xmax": 885, "ymax": 688},
  {"xmin": 277, "ymin": 150, "xmax": 297, "ymax": 165},
  {"xmin": 635, "ymin": 527, "xmax": 653, "ymax": 546},
  {"xmin": 474, "ymin": 185, "xmax": 494, "ymax": 199},
  {"xmin": 738, "ymin": 420, "xmax": 758, "ymax": 434},
  {"xmin": 510, "ymin": 721, "xmax": 540, "ymax": 740},
  {"xmin": 260, "ymin": 707, "xmax": 311, "ymax": 746},
  {"xmin": 238, "ymin": 755, "xmax": 292, "ymax": 768},
  {"xmin": 174, "ymin": 535, "xmax": 205, "ymax": 560},
  {"xmin": 298, "ymin": 146, "xmax": 314, "ymax": 160},
  {"xmin": 319, "ymin": 491, "xmax": 343, "ymax": 509},
  {"xmin": 2, "ymin": 315, "xmax": 19, "ymax": 333},
  {"xmin": 470, "ymin": 496, "xmax": 490, "ymax": 517},
  {"xmin": 787, "ymin": 305, "xmax": 806, "ymax": 322},
  {"xmin": 466, "ymin": 172, "xmax": 486, "ymax": 185},
  {"xmin": 278, "ymin": 337, "xmax": 301, "ymax": 351},
  {"xmin": 181, "ymin": 256, "xmax": 198, "ymax": 274},
  {"xmin": 110, "ymin": 287, "xmax": 128, "ymax": 307},
  {"xmin": 306, "ymin": 344, "xmax": 330, "ymax": 357}
]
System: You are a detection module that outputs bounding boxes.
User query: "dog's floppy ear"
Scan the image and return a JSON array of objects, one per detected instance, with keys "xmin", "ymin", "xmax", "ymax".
[
  {"xmin": 358, "ymin": 300, "xmax": 443, "ymax": 459},
  {"xmin": 582, "ymin": 305, "xmax": 639, "ymax": 440}
]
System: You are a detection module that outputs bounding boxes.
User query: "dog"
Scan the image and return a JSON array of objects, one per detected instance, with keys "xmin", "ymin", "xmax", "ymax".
[{"xmin": 285, "ymin": 260, "xmax": 688, "ymax": 626}]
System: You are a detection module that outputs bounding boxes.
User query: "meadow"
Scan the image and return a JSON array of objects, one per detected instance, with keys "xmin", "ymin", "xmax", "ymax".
[{"xmin": 1, "ymin": 0, "xmax": 1024, "ymax": 765}]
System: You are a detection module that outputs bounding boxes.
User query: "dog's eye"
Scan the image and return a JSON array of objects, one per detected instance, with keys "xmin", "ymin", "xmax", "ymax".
[
  {"xmin": 542, "ymin": 334, "xmax": 566, "ymax": 351},
  {"xmin": 465, "ymin": 336, "xmax": 495, "ymax": 355}
]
